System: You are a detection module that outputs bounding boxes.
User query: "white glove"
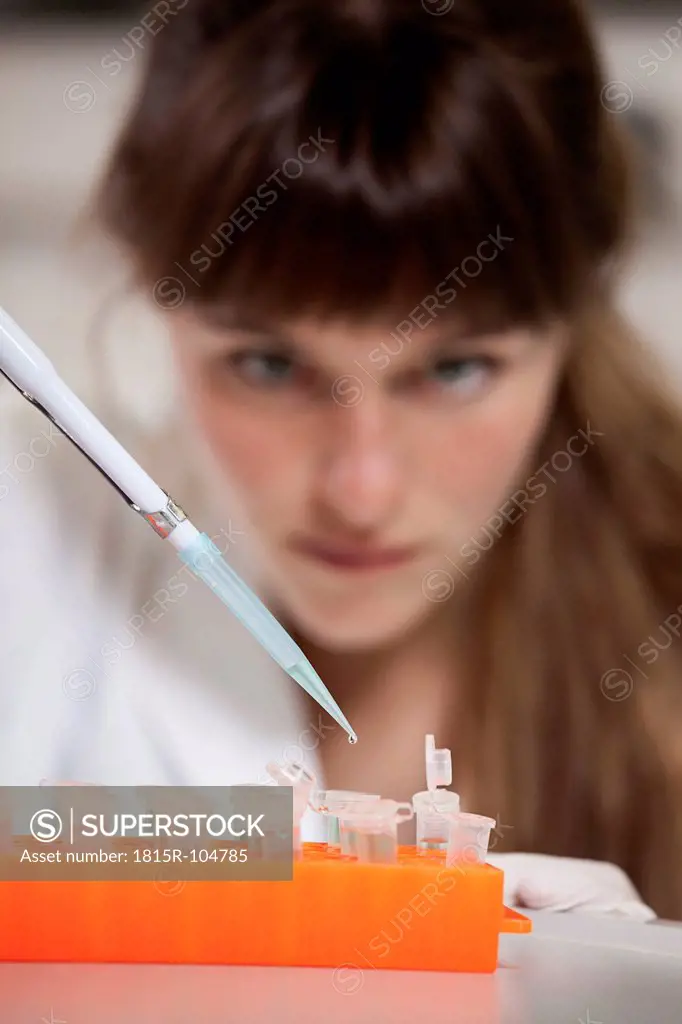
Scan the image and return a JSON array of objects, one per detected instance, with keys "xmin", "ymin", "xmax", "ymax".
[{"xmin": 488, "ymin": 852, "xmax": 656, "ymax": 922}]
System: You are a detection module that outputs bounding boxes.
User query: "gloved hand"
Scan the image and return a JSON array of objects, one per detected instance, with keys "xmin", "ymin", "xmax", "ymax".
[{"xmin": 487, "ymin": 852, "xmax": 656, "ymax": 922}]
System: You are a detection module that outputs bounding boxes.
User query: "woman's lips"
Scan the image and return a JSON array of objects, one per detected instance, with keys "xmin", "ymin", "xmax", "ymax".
[{"xmin": 290, "ymin": 537, "xmax": 419, "ymax": 571}]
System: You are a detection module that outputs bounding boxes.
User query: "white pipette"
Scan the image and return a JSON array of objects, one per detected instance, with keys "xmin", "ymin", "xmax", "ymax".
[{"xmin": 0, "ymin": 306, "xmax": 357, "ymax": 743}]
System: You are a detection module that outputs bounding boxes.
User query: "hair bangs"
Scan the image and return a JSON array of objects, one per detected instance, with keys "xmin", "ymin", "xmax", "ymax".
[
  {"xmin": 161, "ymin": 158, "xmax": 537, "ymax": 336},
  {"xmin": 101, "ymin": 2, "xmax": 620, "ymax": 333}
]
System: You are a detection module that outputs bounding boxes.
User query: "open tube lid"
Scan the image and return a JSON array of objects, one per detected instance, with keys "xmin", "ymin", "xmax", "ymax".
[{"xmin": 425, "ymin": 734, "xmax": 452, "ymax": 791}]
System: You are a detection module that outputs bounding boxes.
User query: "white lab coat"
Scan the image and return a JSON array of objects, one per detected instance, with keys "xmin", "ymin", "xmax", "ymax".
[{"xmin": 0, "ymin": 397, "xmax": 327, "ymax": 836}]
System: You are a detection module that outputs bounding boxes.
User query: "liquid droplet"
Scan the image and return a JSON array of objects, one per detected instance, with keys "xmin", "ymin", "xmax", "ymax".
[{"xmin": 348, "ymin": 735, "xmax": 358, "ymax": 745}]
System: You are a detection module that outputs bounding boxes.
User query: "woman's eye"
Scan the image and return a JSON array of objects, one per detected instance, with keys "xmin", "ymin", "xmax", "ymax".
[
  {"xmin": 427, "ymin": 356, "xmax": 499, "ymax": 394},
  {"xmin": 227, "ymin": 351, "xmax": 298, "ymax": 386}
]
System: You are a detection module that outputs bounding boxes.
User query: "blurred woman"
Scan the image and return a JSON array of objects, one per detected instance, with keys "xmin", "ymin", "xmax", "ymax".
[{"xmin": 2, "ymin": 0, "xmax": 681, "ymax": 918}]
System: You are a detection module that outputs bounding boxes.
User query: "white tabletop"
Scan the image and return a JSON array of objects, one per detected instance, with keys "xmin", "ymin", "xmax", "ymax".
[{"xmin": 1, "ymin": 912, "xmax": 681, "ymax": 1023}]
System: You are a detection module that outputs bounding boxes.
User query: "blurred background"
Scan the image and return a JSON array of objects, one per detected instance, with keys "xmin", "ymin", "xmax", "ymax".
[{"xmin": 0, "ymin": 0, "xmax": 681, "ymax": 417}]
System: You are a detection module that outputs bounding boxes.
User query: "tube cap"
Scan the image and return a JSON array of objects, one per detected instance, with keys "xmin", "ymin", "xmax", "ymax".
[{"xmin": 425, "ymin": 734, "xmax": 452, "ymax": 791}]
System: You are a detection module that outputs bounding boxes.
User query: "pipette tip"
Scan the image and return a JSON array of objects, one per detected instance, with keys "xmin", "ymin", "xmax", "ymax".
[{"xmin": 288, "ymin": 659, "xmax": 357, "ymax": 744}]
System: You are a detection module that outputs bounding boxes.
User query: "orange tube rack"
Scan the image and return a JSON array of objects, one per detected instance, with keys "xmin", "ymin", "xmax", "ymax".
[{"xmin": 0, "ymin": 843, "xmax": 530, "ymax": 972}]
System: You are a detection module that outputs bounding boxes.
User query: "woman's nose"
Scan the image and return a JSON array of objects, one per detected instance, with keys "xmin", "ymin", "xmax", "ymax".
[{"xmin": 315, "ymin": 399, "xmax": 403, "ymax": 531}]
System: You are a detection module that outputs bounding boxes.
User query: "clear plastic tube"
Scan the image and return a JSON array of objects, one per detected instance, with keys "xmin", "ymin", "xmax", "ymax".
[
  {"xmin": 412, "ymin": 789, "xmax": 460, "ymax": 853},
  {"xmin": 337, "ymin": 800, "xmax": 413, "ymax": 864},
  {"xmin": 446, "ymin": 812, "xmax": 496, "ymax": 866},
  {"xmin": 265, "ymin": 760, "xmax": 317, "ymax": 855},
  {"xmin": 311, "ymin": 791, "xmax": 381, "ymax": 852}
]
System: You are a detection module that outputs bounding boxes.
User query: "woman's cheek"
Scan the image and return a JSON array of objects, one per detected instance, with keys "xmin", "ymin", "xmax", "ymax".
[
  {"xmin": 432, "ymin": 401, "xmax": 551, "ymax": 519},
  {"xmin": 203, "ymin": 402, "xmax": 294, "ymax": 497}
]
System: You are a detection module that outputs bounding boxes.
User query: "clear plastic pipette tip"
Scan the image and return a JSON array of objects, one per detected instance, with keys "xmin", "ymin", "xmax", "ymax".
[
  {"xmin": 289, "ymin": 660, "xmax": 358, "ymax": 743},
  {"xmin": 177, "ymin": 532, "xmax": 357, "ymax": 744}
]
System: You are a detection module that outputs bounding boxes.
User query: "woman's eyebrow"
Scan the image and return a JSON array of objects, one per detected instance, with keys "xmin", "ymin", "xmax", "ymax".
[
  {"xmin": 412, "ymin": 329, "xmax": 493, "ymax": 349},
  {"xmin": 425, "ymin": 322, "xmax": 528, "ymax": 347},
  {"xmin": 206, "ymin": 311, "xmax": 294, "ymax": 344}
]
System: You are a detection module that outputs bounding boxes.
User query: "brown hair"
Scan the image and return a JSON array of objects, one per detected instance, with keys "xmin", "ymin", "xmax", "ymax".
[{"xmin": 98, "ymin": 0, "xmax": 682, "ymax": 917}]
